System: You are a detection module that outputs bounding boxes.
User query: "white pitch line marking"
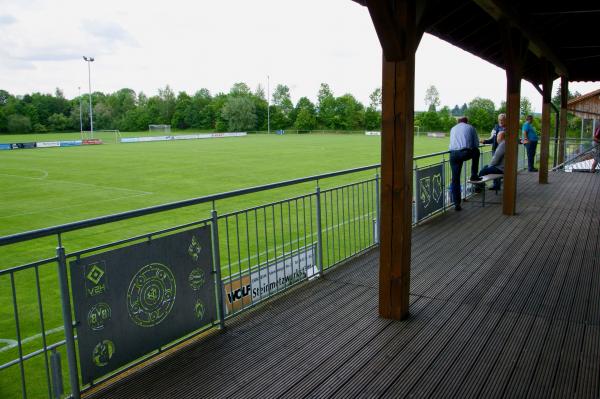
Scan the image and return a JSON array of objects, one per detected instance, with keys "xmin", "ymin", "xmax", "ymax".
[
  {"xmin": 221, "ymin": 212, "xmax": 374, "ymax": 272},
  {"xmin": 0, "ymin": 326, "xmax": 64, "ymax": 353},
  {"xmin": 0, "ymin": 172, "xmax": 153, "ymax": 195},
  {"xmin": 0, "ymin": 192, "xmax": 152, "ymax": 220}
]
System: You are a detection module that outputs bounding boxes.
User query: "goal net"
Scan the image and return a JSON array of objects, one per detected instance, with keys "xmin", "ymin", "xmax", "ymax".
[
  {"xmin": 81, "ymin": 130, "xmax": 121, "ymax": 144},
  {"xmin": 149, "ymin": 124, "xmax": 171, "ymax": 133}
]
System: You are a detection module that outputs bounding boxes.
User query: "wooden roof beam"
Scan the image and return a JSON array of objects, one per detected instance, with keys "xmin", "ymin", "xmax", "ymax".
[
  {"xmin": 471, "ymin": 0, "xmax": 568, "ymax": 77},
  {"xmin": 366, "ymin": 0, "xmax": 435, "ymax": 60}
]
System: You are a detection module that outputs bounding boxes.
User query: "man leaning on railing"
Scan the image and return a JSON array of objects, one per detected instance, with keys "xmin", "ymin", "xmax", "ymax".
[{"xmin": 449, "ymin": 116, "xmax": 481, "ymax": 211}]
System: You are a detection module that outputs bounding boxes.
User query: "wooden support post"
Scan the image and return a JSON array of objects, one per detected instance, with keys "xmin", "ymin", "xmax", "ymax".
[
  {"xmin": 539, "ymin": 61, "xmax": 553, "ymax": 184},
  {"xmin": 501, "ymin": 25, "xmax": 526, "ymax": 216},
  {"xmin": 558, "ymin": 76, "xmax": 568, "ymax": 165},
  {"xmin": 367, "ymin": 0, "xmax": 419, "ymax": 320}
]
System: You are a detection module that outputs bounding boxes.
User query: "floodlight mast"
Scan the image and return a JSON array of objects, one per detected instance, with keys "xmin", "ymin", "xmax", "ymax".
[
  {"xmin": 78, "ymin": 86, "xmax": 83, "ymax": 138},
  {"xmin": 267, "ymin": 75, "xmax": 270, "ymax": 134},
  {"xmin": 83, "ymin": 56, "xmax": 94, "ymax": 138}
]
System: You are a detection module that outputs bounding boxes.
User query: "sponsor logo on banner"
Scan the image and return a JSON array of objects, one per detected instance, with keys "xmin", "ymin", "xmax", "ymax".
[
  {"xmin": 60, "ymin": 140, "xmax": 82, "ymax": 147},
  {"xmin": 36, "ymin": 141, "xmax": 61, "ymax": 148},
  {"xmin": 0, "ymin": 144, "xmax": 11, "ymax": 150},
  {"xmin": 11, "ymin": 142, "xmax": 36, "ymax": 149},
  {"xmin": 222, "ymin": 244, "xmax": 317, "ymax": 314},
  {"xmin": 122, "ymin": 132, "xmax": 247, "ymax": 144},
  {"xmin": 83, "ymin": 139, "xmax": 103, "ymax": 145},
  {"xmin": 137, "ymin": 136, "xmax": 172, "ymax": 142},
  {"xmin": 365, "ymin": 131, "xmax": 381, "ymax": 136},
  {"xmin": 173, "ymin": 134, "xmax": 201, "ymax": 140}
]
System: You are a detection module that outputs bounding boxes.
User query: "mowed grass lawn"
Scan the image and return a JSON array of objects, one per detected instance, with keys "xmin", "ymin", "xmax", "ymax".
[{"xmin": 0, "ymin": 133, "xmax": 449, "ymax": 398}]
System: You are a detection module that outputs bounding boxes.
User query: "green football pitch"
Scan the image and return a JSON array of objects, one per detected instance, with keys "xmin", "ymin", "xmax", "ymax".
[{"xmin": 0, "ymin": 133, "xmax": 450, "ymax": 398}]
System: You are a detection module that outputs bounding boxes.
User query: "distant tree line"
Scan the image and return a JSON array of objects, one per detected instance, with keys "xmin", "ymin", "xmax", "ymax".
[
  {"xmin": 416, "ymin": 84, "xmax": 583, "ymax": 136},
  {"xmin": 0, "ymin": 83, "xmax": 584, "ymax": 135},
  {"xmin": 0, "ymin": 83, "xmax": 383, "ymax": 134}
]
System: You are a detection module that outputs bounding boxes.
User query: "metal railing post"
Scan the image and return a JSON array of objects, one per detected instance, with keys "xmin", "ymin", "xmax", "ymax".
[
  {"xmin": 56, "ymin": 239, "xmax": 80, "ymax": 399},
  {"xmin": 211, "ymin": 209, "xmax": 225, "ymax": 329},
  {"xmin": 315, "ymin": 185, "xmax": 324, "ymax": 276},
  {"xmin": 375, "ymin": 172, "xmax": 380, "ymax": 244}
]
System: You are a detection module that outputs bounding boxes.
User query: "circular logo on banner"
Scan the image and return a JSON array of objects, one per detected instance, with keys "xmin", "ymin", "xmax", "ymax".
[
  {"xmin": 87, "ymin": 302, "xmax": 111, "ymax": 331},
  {"xmin": 92, "ymin": 340, "xmax": 115, "ymax": 367},
  {"xmin": 188, "ymin": 268, "xmax": 205, "ymax": 290},
  {"xmin": 127, "ymin": 263, "xmax": 176, "ymax": 327}
]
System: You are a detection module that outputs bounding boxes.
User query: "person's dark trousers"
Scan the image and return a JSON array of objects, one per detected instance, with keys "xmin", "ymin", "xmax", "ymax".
[
  {"xmin": 525, "ymin": 140, "xmax": 538, "ymax": 171},
  {"xmin": 489, "ymin": 149, "xmax": 501, "ymax": 190},
  {"xmin": 479, "ymin": 165, "xmax": 503, "ymax": 179},
  {"xmin": 450, "ymin": 148, "xmax": 480, "ymax": 206}
]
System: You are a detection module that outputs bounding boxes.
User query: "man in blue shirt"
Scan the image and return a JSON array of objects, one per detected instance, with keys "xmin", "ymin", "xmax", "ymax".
[
  {"xmin": 449, "ymin": 117, "xmax": 481, "ymax": 211},
  {"xmin": 522, "ymin": 115, "xmax": 538, "ymax": 172}
]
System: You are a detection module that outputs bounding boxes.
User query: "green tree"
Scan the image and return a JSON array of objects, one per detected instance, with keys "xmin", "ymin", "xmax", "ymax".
[
  {"xmin": 317, "ymin": 83, "xmax": 336, "ymax": 128},
  {"xmin": 294, "ymin": 97, "xmax": 317, "ymax": 130},
  {"xmin": 451, "ymin": 105, "xmax": 461, "ymax": 116},
  {"xmin": 272, "ymin": 84, "xmax": 293, "ymax": 126},
  {"xmin": 230, "ymin": 82, "xmax": 251, "ymax": 97},
  {"xmin": 157, "ymin": 85, "xmax": 176, "ymax": 124},
  {"xmin": 417, "ymin": 110, "xmax": 442, "ymax": 131},
  {"xmin": 520, "ymin": 97, "xmax": 533, "ymax": 117},
  {"xmin": 424, "ymin": 85, "xmax": 440, "ymax": 111},
  {"xmin": 365, "ymin": 88, "xmax": 382, "ymax": 131},
  {"xmin": 171, "ymin": 91, "xmax": 192, "ymax": 129},
  {"xmin": 221, "ymin": 96, "xmax": 257, "ymax": 131},
  {"xmin": 465, "ymin": 97, "xmax": 496, "ymax": 132},
  {"xmin": 48, "ymin": 113, "xmax": 70, "ymax": 131},
  {"xmin": 332, "ymin": 94, "xmax": 364, "ymax": 130},
  {"xmin": 438, "ymin": 106, "xmax": 456, "ymax": 132},
  {"xmin": 7, "ymin": 114, "xmax": 32, "ymax": 133}
]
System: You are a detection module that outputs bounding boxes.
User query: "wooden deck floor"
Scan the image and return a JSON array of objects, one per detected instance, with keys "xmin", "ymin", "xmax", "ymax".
[{"xmin": 89, "ymin": 171, "xmax": 600, "ymax": 399}]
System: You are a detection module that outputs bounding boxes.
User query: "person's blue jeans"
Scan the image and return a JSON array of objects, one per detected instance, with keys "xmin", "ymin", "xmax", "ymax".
[
  {"xmin": 525, "ymin": 140, "xmax": 538, "ymax": 171},
  {"xmin": 450, "ymin": 148, "xmax": 480, "ymax": 206}
]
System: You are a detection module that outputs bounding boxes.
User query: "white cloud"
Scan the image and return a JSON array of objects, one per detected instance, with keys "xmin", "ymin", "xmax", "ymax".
[{"xmin": 0, "ymin": 0, "xmax": 596, "ymax": 111}]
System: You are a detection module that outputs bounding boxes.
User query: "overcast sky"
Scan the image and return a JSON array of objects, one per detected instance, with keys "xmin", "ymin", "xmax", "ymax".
[{"xmin": 0, "ymin": 0, "xmax": 597, "ymax": 111}]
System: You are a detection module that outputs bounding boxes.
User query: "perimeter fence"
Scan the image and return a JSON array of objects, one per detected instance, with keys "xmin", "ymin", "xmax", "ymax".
[{"xmin": 1, "ymin": 144, "xmax": 531, "ymax": 398}]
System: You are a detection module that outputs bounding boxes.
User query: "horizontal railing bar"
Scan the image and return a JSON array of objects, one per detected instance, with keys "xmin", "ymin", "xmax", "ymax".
[
  {"xmin": 0, "ymin": 257, "xmax": 58, "ymax": 276},
  {"xmin": 320, "ymin": 178, "xmax": 377, "ymax": 194},
  {"xmin": 218, "ymin": 192, "xmax": 316, "ymax": 219},
  {"xmin": 66, "ymin": 218, "xmax": 212, "ymax": 259},
  {"xmin": 413, "ymin": 146, "xmax": 492, "ymax": 162},
  {"xmin": 0, "ymin": 339, "xmax": 66, "ymax": 371},
  {"xmin": 0, "ymin": 164, "xmax": 380, "ymax": 247}
]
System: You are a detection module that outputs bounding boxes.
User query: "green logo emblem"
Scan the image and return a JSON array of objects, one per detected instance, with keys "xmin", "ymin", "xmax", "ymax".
[
  {"xmin": 188, "ymin": 236, "xmax": 202, "ymax": 261},
  {"xmin": 92, "ymin": 340, "xmax": 115, "ymax": 367},
  {"xmin": 127, "ymin": 263, "xmax": 176, "ymax": 328},
  {"xmin": 84, "ymin": 262, "xmax": 107, "ymax": 297},
  {"xmin": 188, "ymin": 268, "xmax": 205, "ymax": 290},
  {"xmin": 87, "ymin": 303, "xmax": 112, "ymax": 331},
  {"xmin": 86, "ymin": 264, "xmax": 105, "ymax": 285},
  {"xmin": 194, "ymin": 300, "xmax": 206, "ymax": 320}
]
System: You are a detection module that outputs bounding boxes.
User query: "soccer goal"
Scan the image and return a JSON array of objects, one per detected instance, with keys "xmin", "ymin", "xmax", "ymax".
[
  {"xmin": 149, "ymin": 124, "xmax": 171, "ymax": 134},
  {"xmin": 82, "ymin": 130, "xmax": 121, "ymax": 144}
]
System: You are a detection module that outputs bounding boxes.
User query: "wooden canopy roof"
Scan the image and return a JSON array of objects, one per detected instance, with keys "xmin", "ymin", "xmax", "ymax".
[
  {"xmin": 352, "ymin": 0, "xmax": 600, "ymax": 84},
  {"xmin": 567, "ymin": 88, "xmax": 600, "ymax": 118}
]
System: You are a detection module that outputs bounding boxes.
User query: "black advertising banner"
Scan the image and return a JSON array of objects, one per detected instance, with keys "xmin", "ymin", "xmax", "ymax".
[
  {"xmin": 416, "ymin": 164, "xmax": 444, "ymax": 221},
  {"xmin": 70, "ymin": 226, "xmax": 215, "ymax": 383}
]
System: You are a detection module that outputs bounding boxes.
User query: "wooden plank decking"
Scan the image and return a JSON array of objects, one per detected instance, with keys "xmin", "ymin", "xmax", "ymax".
[{"xmin": 89, "ymin": 171, "xmax": 600, "ymax": 399}]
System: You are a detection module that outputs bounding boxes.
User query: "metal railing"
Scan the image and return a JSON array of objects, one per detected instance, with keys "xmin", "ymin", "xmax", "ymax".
[
  {"xmin": 0, "ymin": 144, "xmax": 528, "ymax": 398},
  {"xmin": 550, "ymin": 138, "xmax": 597, "ymax": 171}
]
